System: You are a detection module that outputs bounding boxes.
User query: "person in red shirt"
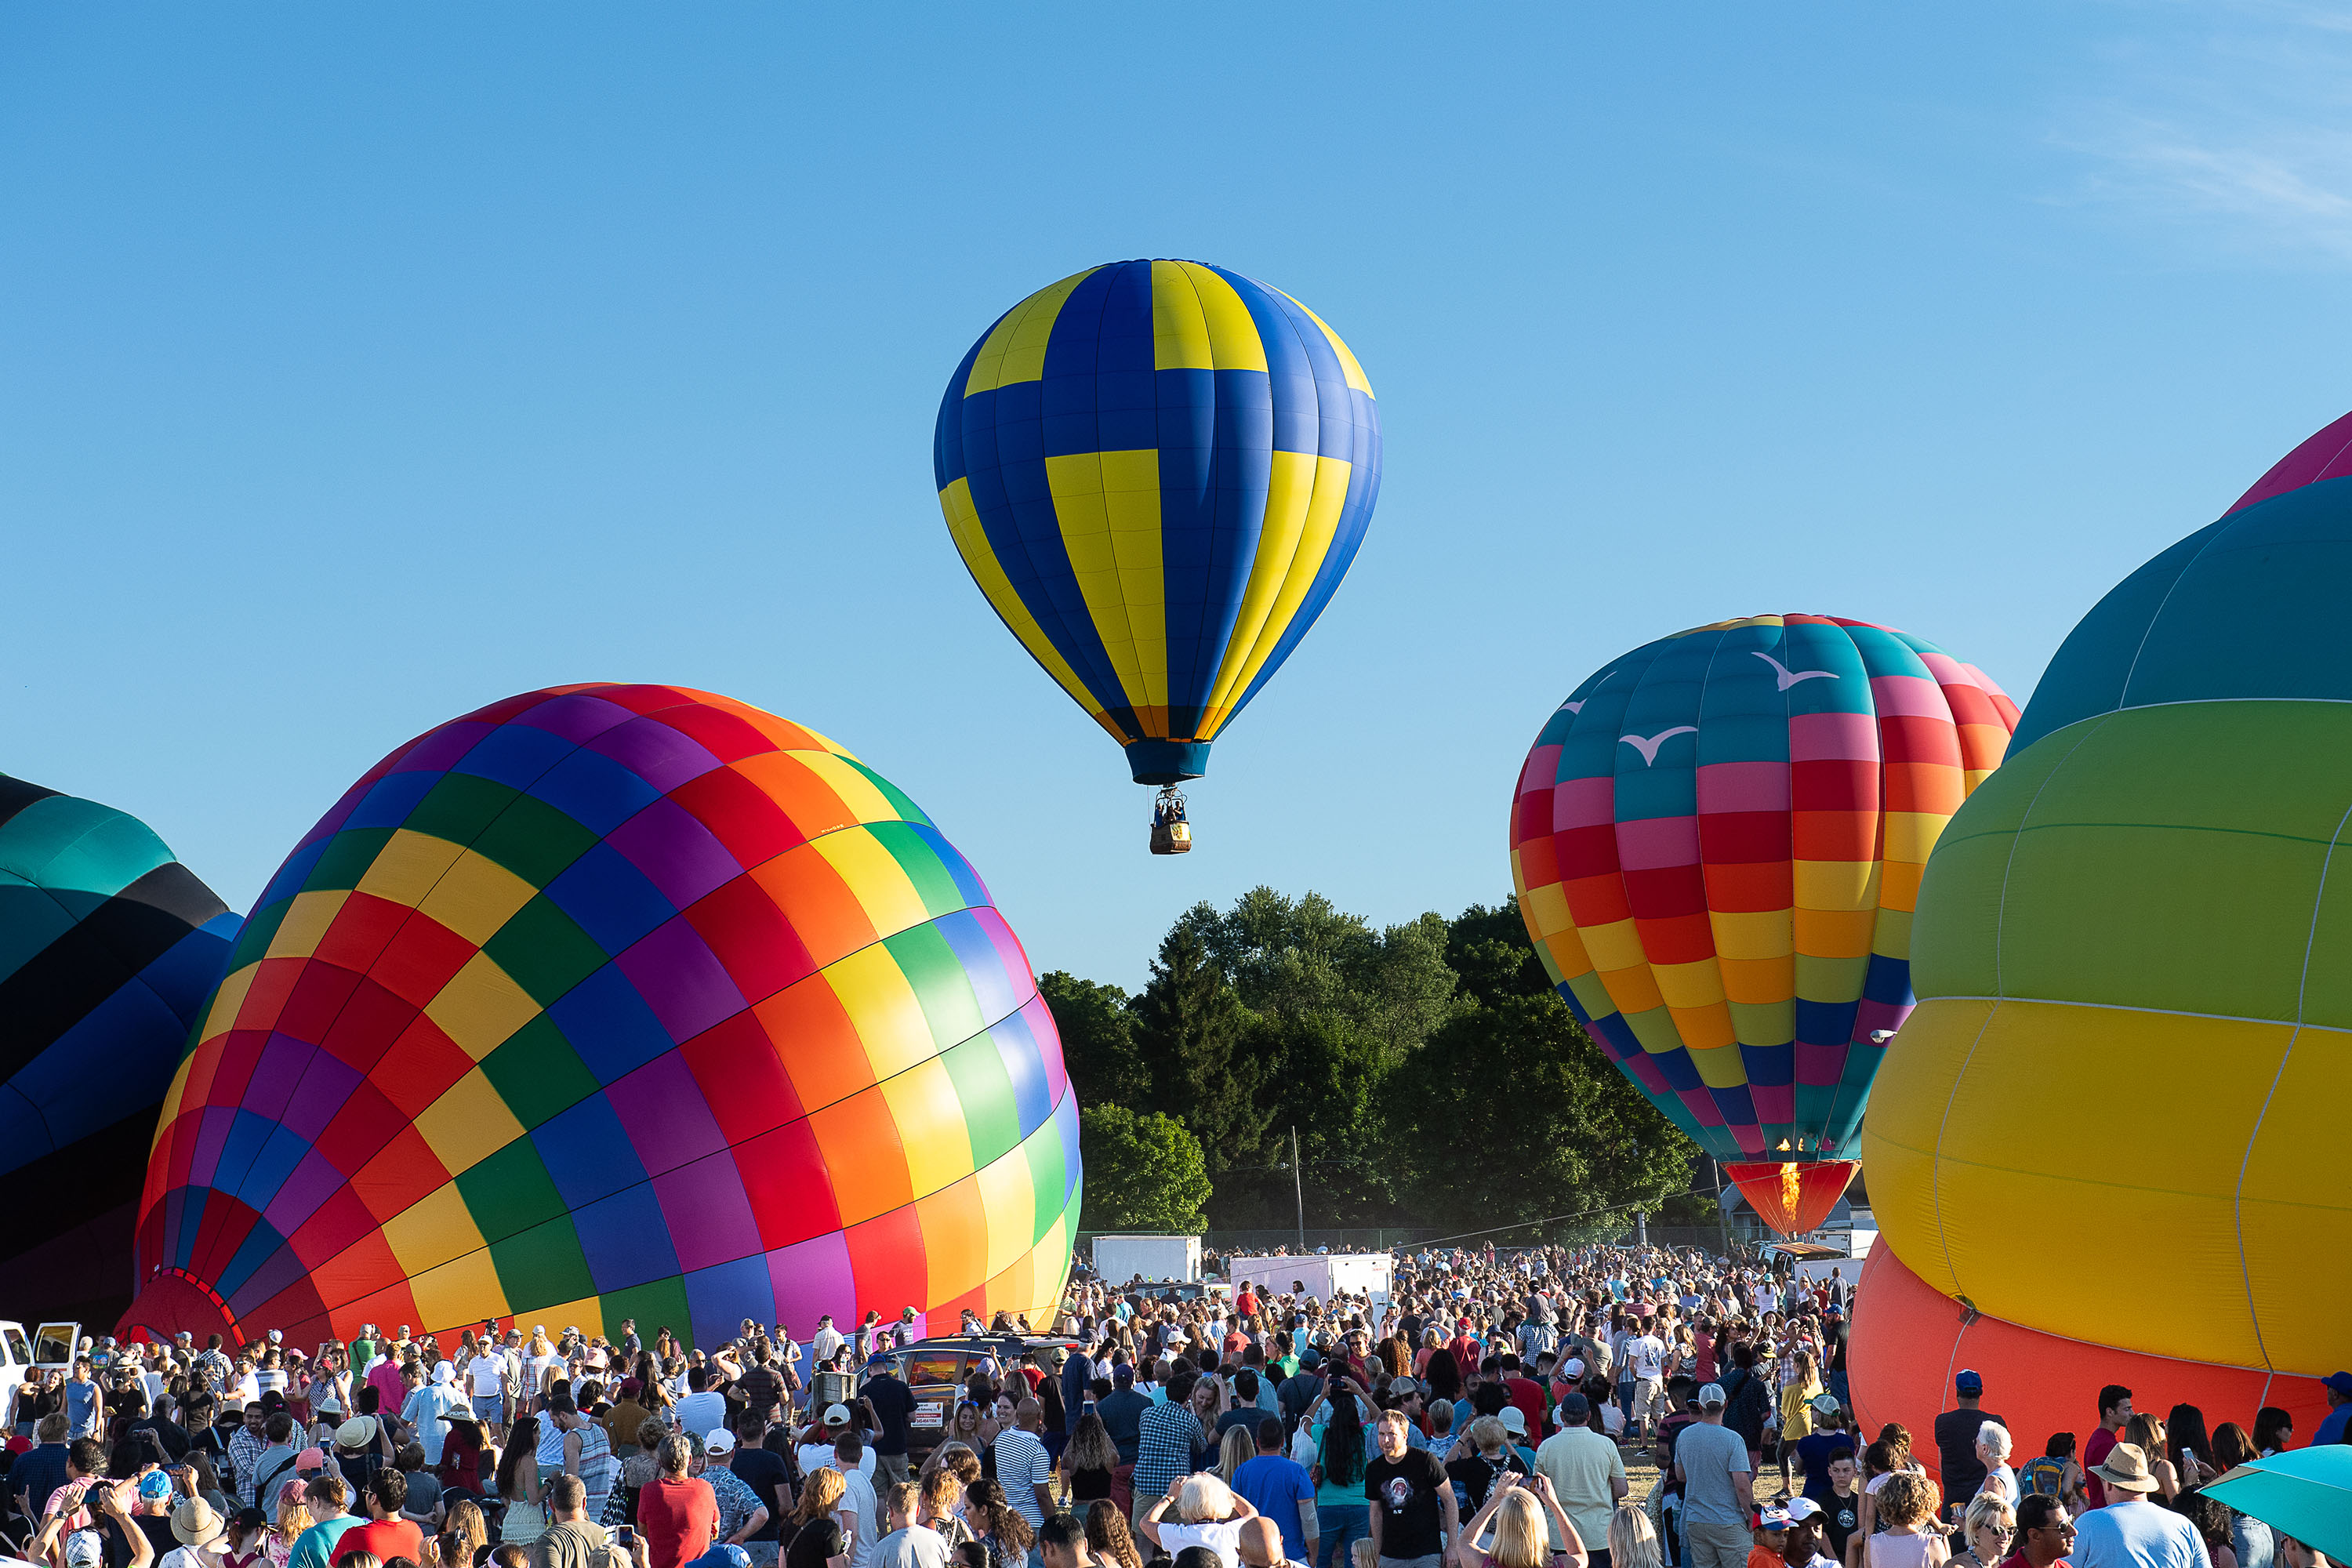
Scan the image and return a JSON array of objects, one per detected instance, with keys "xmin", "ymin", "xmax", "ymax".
[
  {"xmin": 2081, "ymin": 1386, "xmax": 2132, "ymax": 1510},
  {"xmin": 1236, "ymin": 1287, "xmax": 1260, "ymax": 1319},
  {"xmin": 337, "ymin": 1471, "xmax": 425, "ymax": 1564},
  {"xmin": 1447, "ymin": 1322, "xmax": 1483, "ymax": 1377},
  {"xmin": 637, "ymin": 1433, "xmax": 720, "ymax": 1568},
  {"xmin": 1693, "ymin": 1325, "xmax": 1718, "ymax": 1385},
  {"xmin": 1499, "ymin": 1356, "xmax": 1546, "ymax": 1439}
]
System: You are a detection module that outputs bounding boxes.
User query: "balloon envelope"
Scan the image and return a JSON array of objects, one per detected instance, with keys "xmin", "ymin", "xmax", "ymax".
[
  {"xmin": 1509, "ymin": 615, "xmax": 2018, "ymax": 1200},
  {"xmin": 935, "ymin": 259, "xmax": 1380, "ymax": 785},
  {"xmin": 122, "ymin": 685, "xmax": 1080, "ymax": 1347},
  {"xmin": 1864, "ymin": 414, "xmax": 2352, "ymax": 1377},
  {"xmin": 2, "ymin": 774, "xmax": 238, "ymax": 1323}
]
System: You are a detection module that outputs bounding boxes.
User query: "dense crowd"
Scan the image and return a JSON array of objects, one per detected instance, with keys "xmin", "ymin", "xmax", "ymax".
[{"xmin": 1, "ymin": 1244, "xmax": 2341, "ymax": 1568}]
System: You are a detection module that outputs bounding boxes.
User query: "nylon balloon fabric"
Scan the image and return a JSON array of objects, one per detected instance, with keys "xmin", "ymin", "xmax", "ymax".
[
  {"xmin": 121, "ymin": 685, "xmax": 1080, "ymax": 1348},
  {"xmin": 1509, "ymin": 615, "xmax": 2019, "ymax": 1175},
  {"xmin": 1863, "ymin": 412, "xmax": 2352, "ymax": 1380},
  {"xmin": 934, "ymin": 259, "xmax": 1380, "ymax": 786},
  {"xmin": 2, "ymin": 775, "xmax": 240, "ymax": 1323}
]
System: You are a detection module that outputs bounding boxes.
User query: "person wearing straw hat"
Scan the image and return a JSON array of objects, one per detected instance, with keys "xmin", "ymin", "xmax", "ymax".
[
  {"xmin": 2069, "ymin": 1445, "xmax": 2201, "ymax": 1568},
  {"xmin": 159, "ymin": 1496, "xmax": 235, "ymax": 1568}
]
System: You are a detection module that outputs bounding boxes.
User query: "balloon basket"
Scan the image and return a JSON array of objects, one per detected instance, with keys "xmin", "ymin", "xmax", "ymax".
[{"xmin": 1149, "ymin": 785, "xmax": 1192, "ymax": 855}]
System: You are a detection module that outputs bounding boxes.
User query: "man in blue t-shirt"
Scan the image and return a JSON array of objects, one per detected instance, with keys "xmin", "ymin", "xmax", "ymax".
[
  {"xmin": 1233, "ymin": 1416, "xmax": 1318, "ymax": 1566},
  {"xmin": 2313, "ymin": 1372, "xmax": 2352, "ymax": 1447}
]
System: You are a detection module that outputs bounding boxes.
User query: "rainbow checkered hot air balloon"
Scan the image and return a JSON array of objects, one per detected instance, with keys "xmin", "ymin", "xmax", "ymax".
[
  {"xmin": 934, "ymin": 259, "xmax": 1380, "ymax": 822},
  {"xmin": 121, "ymin": 685, "xmax": 1080, "ymax": 1348},
  {"xmin": 1508, "ymin": 615, "xmax": 2019, "ymax": 1233}
]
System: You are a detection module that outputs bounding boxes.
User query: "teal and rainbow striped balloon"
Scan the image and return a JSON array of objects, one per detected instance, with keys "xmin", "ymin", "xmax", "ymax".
[{"xmin": 934, "ymin": 260, "xmax": 1381, "ymax": 786}]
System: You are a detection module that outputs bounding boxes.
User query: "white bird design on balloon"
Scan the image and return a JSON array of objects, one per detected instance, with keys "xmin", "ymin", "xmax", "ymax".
[
  {"xmin": 1752, "ymin": 650, "xmax": 1839, "ymax": 690},
  {"xmin": 1562, "ymin": 700, "xmax": 1584, "ymax": 714},
  {"xmin": 1619, "ymin": 727, "xmax": 1697, "ymax": 766}
]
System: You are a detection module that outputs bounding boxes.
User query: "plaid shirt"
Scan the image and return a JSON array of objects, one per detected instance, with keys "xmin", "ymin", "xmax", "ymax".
[
  {"xmin": 228, "ymin": 1427, "xmax": 270, "ymax": 1507},
  {"xmin": 1134, "ymin": 1402, "xmax": 1200, "ymax": 1502}
]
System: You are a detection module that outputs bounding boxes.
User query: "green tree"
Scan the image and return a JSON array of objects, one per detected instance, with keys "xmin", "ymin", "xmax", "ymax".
[
  {"xmin": 1385, "ymin": 991, "xmax": 1695, "ymax": 1234},
  {"xmin": 1181, "ymin": 887, "xmax": 1459, "ymax": 1058},
  {"xmin": 1445, "ymin": 899, "xmax": 1555, "ymax": 1009},
  {"xmin": 1039, "ymin": 971, "xmax": 1149, "ymax": 1109},
  {"xmin": 1078, "ymin": 1105, "xmax": 1210, "ymax": 1232},
  {"xmin": 1131, "ymin": 924, "xmax": 1271, "ymax": 1175}
]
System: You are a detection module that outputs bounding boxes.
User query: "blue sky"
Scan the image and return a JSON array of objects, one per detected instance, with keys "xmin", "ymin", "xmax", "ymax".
[{"xmin": 8, "ymin": 2, "xmax": 2351, "ymax": 989}]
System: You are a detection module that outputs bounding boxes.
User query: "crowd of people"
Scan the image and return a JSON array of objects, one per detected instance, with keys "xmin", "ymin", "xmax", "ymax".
[{"xmin": 0, "ymin": 1243, "xmax": 2340, "ymax": 1568}]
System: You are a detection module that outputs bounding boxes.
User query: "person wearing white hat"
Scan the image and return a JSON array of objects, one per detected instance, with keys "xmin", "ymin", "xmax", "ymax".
[{"xmin": 1671, "ymin": 1385, "xmax": 1753, "ymax": 1568}]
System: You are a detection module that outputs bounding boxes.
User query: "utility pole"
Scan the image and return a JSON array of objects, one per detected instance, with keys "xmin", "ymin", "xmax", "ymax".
[{"xmin": 1292, "ymin": 1125, "xmax": 1305, "ymax": 1254}]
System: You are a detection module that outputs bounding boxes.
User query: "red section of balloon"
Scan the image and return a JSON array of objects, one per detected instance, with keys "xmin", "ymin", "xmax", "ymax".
[
  {"xmin": 1724, "ymin": 1160, "xmax": 1856, "ymax": 1236},
  {"xmin": 1848, "ymin": 1240, "xmax": 2330, "ymax": 1456}
]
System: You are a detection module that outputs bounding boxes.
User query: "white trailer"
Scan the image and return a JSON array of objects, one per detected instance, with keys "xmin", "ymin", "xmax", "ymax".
[
  {"xmin": 1225, "ymin": 1252, "xmax": 1393, "ymax": 1307},
  {"xmin": 1092, "ymin": 1234, "xmax": 1201, "ymax": 1283}
]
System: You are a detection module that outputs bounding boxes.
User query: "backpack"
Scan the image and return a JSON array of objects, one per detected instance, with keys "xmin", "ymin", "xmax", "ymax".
[{"xmin": 2019, "ymin": 1456, "xmax": 2067, "ymax": 1497}]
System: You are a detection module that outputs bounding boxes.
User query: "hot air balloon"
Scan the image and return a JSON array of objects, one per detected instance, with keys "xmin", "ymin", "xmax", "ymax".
[
  {"xmin": 933, "ymin": 259, "xmax": 1380, "ymax": 852},
  {"xmin": 1859, "ymin": 409, "xmax": 2352, "ymax": 1431},
  {"xmin": 120, "ymin": 685, "xmax": 1080, "ymax": 1348},
  {"xmin": 1508, "ymin": 615, "xmax": 2019, "ymax": 1232},
  {"xmin": 2, "ymin": 774, "xmax": 239, "ymax": 1324}
]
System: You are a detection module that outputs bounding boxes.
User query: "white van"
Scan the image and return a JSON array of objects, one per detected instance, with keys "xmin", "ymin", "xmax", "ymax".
[{"xmin": 0, "ymin": 1322, "xmax": 83, "ymax": 1425}]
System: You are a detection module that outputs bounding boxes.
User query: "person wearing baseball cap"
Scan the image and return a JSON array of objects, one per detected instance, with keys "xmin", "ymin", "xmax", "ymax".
[
  {"xmin": 1935, "ymin": 1371, "xmax": 2006, "ymax": 1509},
  {"xmin": 2071, "ymin": 1443, "xmax": 2203, "ymax": 1566},
  {"xmin": 1675, "ymin": 1384, "xmax": 1755, "ymax": 1568},
  {"xmin": 2314, "ymin": 1371, "xmax": 2352, "ymax": 1446}
]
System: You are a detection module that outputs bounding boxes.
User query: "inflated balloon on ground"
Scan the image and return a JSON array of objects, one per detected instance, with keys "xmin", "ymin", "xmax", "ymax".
[
  {"xmin": 935, "ymin": 259, "xmax": 1380, "ymax": 802},
  {"xmin": 2, "ymin": 775, "xmax": 239, "ymax": 1323},
  {"xmin": 1508, "ymin": 615, "xmax": 2018, "ymax": 1231},
  {"xmin": 1861, "ymin": 411, "xmax": 2352, "ymax": 1403},
  {"xmin": 121, "ymin": 685, "xmax": 1080, "ymax": 1346}
]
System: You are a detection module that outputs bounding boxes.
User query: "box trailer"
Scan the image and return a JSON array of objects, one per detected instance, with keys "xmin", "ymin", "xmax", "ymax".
[
  {"xmin": 1225, "ymin": 1252, "xmax": 1393, "ymax": 1306},
  {"xmin": 1092, "ymin": 1234, "xmax": 1202, "ymax": 1283}
]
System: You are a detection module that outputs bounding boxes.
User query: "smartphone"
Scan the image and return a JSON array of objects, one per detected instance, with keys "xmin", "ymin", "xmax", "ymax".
[{"xmin": 615, "ymin": 1528, "xmax": 638, "ymax": 1548}]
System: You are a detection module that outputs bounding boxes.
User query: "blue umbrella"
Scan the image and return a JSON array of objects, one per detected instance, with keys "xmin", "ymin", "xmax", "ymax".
[{"xmin": 2205, "ymin": 1446, "xmax": 2352, "ymax": 1563}]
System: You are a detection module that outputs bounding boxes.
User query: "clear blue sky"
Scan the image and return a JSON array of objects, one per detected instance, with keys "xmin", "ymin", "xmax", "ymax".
[{"xmin": 8, "ymin": 3, "xmax": 2350, "ymax": 990}]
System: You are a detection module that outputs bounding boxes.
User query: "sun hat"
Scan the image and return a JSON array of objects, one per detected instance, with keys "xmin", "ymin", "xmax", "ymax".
[
  {"xmin": 172, "ymin": 1499, "xmax": 227, "ymax": 1547},
  {"xmin": 334, "ymin": 1416, "xmax": 377, "ymax": 1449},
  {"xmin": 2092, "ymin": 1442, "xmax": 2161, "ymax": 1494}
]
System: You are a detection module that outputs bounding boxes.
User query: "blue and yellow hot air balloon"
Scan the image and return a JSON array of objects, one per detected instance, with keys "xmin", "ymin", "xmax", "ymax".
[{"xmin": 934, "ymin": 260, "xmax": 1380, "ymax": 848}]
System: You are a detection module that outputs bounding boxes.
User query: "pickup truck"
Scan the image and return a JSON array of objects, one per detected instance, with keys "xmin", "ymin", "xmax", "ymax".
[{"xmin": 0, "ymin": 1321, "xmax": 83, "ymax": 1425}]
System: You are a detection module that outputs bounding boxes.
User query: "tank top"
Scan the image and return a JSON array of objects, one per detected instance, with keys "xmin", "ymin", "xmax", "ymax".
[
  {"xmin": 1865, "ymin": 1534, "xmax": 1935, "ymax": 1568},
  {"xmin": 539, "ymin": 1420, "xmax": 620, "ymax": 1517}
]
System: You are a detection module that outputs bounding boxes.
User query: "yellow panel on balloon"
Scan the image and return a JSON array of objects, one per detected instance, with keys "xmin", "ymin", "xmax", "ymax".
[
  {"xmin": 826, "ymin": 946, "xmax": 935, "ymax": 1081},
  {"xmin": 406, "ymin": 1247, "xmax": 508, "ymax": 1336},
  {"xmin": 975, "ymin": 1147, "xmax": 1036, "ymax": 1282},
  {"xmin": 879, "ymin": 1058, "xmax": 975, "ymax": 1194},
  {"xmin": 383, "ymin": 1182, "xmax": 487, "ymax": 1278},
  {"xmin": 916, "ymin": 1178, "xmax": 989, "ymax": 1306},
  {"xmin": 267, "ymin": 891, "xmax": 350, "ymax": 962}
]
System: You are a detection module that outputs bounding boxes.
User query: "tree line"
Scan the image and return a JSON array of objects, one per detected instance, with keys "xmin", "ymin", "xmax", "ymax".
[{"xmin": 1045, "ymin": 888, "xmax": 1700, "ymax": 1236}]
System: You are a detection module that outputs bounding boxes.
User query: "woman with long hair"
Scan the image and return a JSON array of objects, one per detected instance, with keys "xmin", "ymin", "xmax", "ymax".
[
  {"xmin": 1065, "ymin": 1414, "xmax": 1120, "ymax": 1504},
  {"xmin": 1424, "ymin": 1348, "xmax": 1462, "ymax": 1406},
  {"xmin": 495, "ymin": 1413, "xmax": 546, "ymax": 1547},
  {"xmin": 789, "ymin": 1468, "xmax": 851, "ymax": 1568},
  {"xmin": 1608, "ymin": 1504, "xmax": 1660, "ymax": 1568},
  {"xmin": 1312, "ymin": 1391, "xmax": 1371, "ymax": 1568},
  {"xmin": 1084, "ymin": 1501, "xmax": 1142, "ymax": 1568},
  {"xmin": 965, "ymin": 1479, "xmax": 1034, "ymax": 1568},
  {"xmin": 2165, "ymin": 1405, "xmax": 2218, "ymax": 1486},
  {"xmin": 437, "ymin": 1497, "xmax": 491, "ymax": 1568},
  {"xmin": 1458, "ymin": 1475, "xmax": 1583, "ymax": 1568},
  {"xmin": 2212, "ymin": 1425, "xmax": 2274, "ymax": 1568},
  {"xmin": 920, "ymin": 1467, "xmax": 976, "ymax": 1552},
  {"xmin": 1217, "ymin": 1426, "xmax": 1256, "ymax": 1485},
  {"xmin": 2252, "ymin": 1408, "xmax": 2295, "ymax": 1457},
  {"xmin": 265, "ymin": 1479, "xmax": 314, "ymax": 1568},
  {"xmin": 2123, "ymin": 1415, "xmax": 2183, "ymax": 1502}
]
